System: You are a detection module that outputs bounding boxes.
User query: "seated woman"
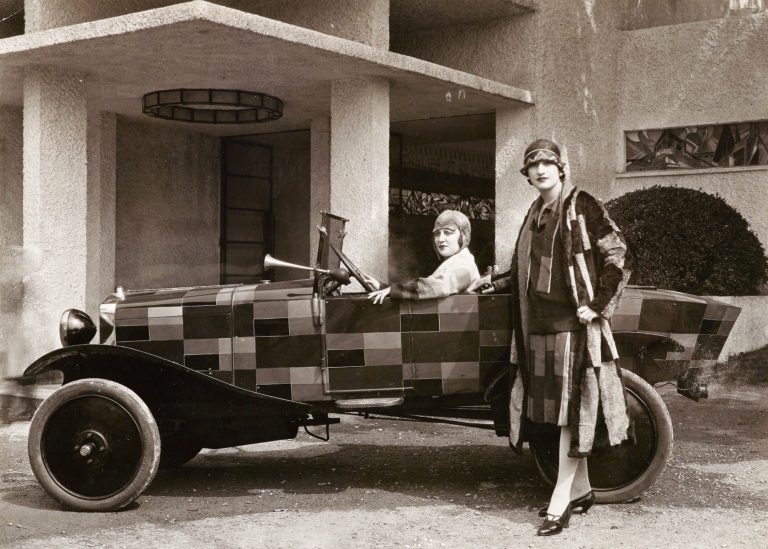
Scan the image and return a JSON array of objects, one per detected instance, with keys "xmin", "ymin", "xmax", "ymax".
[{"xmin": 366, "ymin": 210, "xmax": 481, "ymax": 304}]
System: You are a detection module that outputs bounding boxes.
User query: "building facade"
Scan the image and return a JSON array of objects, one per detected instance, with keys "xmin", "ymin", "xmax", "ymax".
[{"xmin": 1, "ymin": 0, "xmax": 767, "ymax": 382}]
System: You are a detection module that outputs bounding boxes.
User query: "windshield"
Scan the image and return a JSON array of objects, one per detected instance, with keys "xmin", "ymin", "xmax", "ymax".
[{"xmin": 314, "ymin": 212, "xmax": 347, "ymax": 271}]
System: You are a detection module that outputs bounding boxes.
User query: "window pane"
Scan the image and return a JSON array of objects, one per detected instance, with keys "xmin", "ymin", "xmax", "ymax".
[
  {"xmin": 226, "ymin": 143, "xmax": 271, "ymax": 178},
  {"xmin": 226, "ymin": 176, "xmax": 270, "ymax": 210},
  {"xmin": 225, "ymin": 243, "xmax": 264, "ymax": 276},
  {"xmin": 226, "ymin": 210, "xmax": 265, "ymax": 242}
]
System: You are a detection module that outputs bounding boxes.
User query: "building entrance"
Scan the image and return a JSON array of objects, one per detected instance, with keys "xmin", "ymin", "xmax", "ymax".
[{"xmin": 389, "ymin": 114, "xmax": 496, "ymax": 282}]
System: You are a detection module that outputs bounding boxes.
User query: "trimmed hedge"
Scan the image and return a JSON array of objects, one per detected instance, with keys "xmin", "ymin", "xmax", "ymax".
[{"xmin": 605, "ymin": 186, "xmax": 768, "ymax": 296}]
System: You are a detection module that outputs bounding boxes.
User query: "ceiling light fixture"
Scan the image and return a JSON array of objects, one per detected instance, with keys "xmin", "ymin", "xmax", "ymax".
[{"xmin": 142, "ymin": 88, "xmax": 283, "ymax": 124}]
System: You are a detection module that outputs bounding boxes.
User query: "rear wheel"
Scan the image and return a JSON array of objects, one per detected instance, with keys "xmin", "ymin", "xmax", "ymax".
[
  {"xmin": 28, "ymin": 379, "xmax": 161, "ymax": 511},
  {"xmin": 529, "ymin": 369, "xmax": 673, "ymax": 504}
]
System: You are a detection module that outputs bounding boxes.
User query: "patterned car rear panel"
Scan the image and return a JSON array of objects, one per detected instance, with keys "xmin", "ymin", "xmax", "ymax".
[{"xmin": 611, "ymin": 287, "xmax": 740, "ymax": 381}]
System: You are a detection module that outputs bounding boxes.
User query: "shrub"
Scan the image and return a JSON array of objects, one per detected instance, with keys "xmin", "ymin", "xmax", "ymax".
[{"xmin": 605, "ymin": 186, "xmax": 768, "ymax": 295}]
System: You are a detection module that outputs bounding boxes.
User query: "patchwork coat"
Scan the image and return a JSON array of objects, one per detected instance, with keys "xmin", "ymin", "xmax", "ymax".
[{"xmin": 492, "ymin": 184, "xmax": 633, "ymax": 457}]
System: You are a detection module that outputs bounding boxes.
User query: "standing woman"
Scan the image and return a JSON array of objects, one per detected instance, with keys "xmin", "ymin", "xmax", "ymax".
[{"xmin": 470, "ymin": 139, "xmax": 633, "ymax": 536}]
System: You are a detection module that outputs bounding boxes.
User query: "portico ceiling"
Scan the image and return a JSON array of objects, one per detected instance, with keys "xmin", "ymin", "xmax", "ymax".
[{"xmin": 0, "ymin": 1, "xmax": 533, "ymax": 136}]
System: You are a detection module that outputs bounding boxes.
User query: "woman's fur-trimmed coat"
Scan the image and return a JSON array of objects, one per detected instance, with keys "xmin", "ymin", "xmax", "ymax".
[{"xmin": 492, "ymin": 184, "xmax": 633, "ymax": 457}]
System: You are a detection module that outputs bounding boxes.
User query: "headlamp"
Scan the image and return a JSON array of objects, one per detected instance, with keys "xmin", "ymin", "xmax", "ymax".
[{"xmin": 59, "ymin": 309, "xmax": 97, "ymax": 347}]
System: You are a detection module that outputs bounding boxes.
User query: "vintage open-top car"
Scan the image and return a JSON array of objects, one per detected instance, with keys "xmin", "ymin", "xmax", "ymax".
[{"xmin": 24, "ymin": 213, "xmax": 741, "ymax": 511}]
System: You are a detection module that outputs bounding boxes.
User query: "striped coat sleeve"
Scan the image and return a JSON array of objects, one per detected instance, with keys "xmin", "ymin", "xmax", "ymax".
[
  {"xmin": 578, "ymin": 193, "xmax": 632, "ymax": 317},
  {"xmin": 389, "ymin": 266, "xmax": 476, "ymax": 300}
]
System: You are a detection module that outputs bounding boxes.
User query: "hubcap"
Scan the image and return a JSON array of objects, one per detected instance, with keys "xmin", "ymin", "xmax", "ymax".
[{"xmin": 42, "ymin": 395, "xmax": 144, "ymax": 499}]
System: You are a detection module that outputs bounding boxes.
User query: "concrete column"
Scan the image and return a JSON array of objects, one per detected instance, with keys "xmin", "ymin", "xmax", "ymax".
[
  {"xmin": 330, "ymin": 77, "xmax": 390, "ymax": 283},
  {"xmin": 367, "ymin": 0, "xmax": 390, "ymax": 50},
  {"xmin": 22, "ymin": 67, "xmax": 89, "ymax": 365},
  {"xmin": 237, "ymin": 0, "xmax": 390, "ymax": 49},
  {"xmin": 310, "ymin": 117, "xmax": 331, "ymax": 266},
  {"xmin": 86, "ymin": 111, "xmax": 117, "ymax": 321},
  {"xmin": 494, "ymin": 106, "xmax": 538, "ymax": 269},
  {"xmin": 24, "ymin": 0, "xmax": 177, "ymax": 33}
]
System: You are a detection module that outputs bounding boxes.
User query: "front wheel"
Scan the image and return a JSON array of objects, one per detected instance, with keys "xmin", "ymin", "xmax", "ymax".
[
  {"xmin": 529, "ymin": 369, "xmax": 673, "ymax": 504},
  {"xmin": 28, "ymin": 378, "xmax": 161, "ymax": 511}
]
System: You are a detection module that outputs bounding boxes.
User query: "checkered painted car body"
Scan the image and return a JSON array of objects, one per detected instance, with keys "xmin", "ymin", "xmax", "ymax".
[{"xmin": 105, "ymin": 280, "xmax": 739, "ymax": 407}]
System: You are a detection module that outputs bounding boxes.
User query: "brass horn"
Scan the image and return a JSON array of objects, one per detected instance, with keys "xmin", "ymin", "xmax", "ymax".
[
  {"xmin": 264, "ymin": 254, "xmax": 350, "ymax": 284},
  {"xmin": 264, "ymin": 254, "xmax": 318, "ymax": 274}
]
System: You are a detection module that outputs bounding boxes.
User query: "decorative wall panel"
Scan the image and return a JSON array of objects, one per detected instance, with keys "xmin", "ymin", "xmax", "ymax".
[
  {"xmin": 626, "ymin": 122, "xmax": 768, "ymax": 171},
  {"xmin": 389, "ymin": 188, "xmax": 495, "ymax": 220}
]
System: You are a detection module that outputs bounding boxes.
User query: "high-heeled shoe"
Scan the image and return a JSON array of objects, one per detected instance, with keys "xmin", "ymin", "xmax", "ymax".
[
  {"xmin": 571, "ymin": 491, "xmax": 595, "ymax": 514},
  {"xmin": 538, "ymin": 491, "xmax": 595, "ymax": 518},
  {"xmin": 537, "ymin": 503, "xmax": 572, "ymax": 536}
]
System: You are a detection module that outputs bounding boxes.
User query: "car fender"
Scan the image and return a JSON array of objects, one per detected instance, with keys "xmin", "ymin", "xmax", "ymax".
[
  {"xmin": 23, "ymin": 344, "xmax": 312, "ymax": 418},
  {"xmin": 613, "ymin": 331, "xmax": 689, "ymax": 384}
]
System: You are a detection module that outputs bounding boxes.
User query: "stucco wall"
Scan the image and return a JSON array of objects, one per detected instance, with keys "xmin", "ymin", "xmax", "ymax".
[
  {"xmin": 243, "ymin": 0, "xmax": 389, "ymax": 48},
  {"xmin": 115, "ymin": 118, "xmax": 220, "ymax": 290},
  {"xmin": 391, "ymin": 14, "xmax": 533, "ymax": 88},
  {"xmin": 616, "ymin": 12, "xmax": 768, "ymax": 249},
  {"xmin": 23, "ymin": 0, "xmax": 389, "ymax": 47},
  {"xmin": 404, "ymin": 14, "xmax": 538, "ymax": 268},
  {"xmin": 21, "ymin": 68, "xmax": 89, "ymax": 380},
  {"xmin": 330, "ymin": 77, "xmax": 390, "ymax": 283},
  {"xmin": 494, "ymin": 2, "xmax": 623, "ymax": 269},
  {"xmin": 24, "ymin": 0, "xmax": 178, "ymax": 32},
  {"xmin": 621, "ymin": 0, "xmax": 728, "ymax": 30},
  {"xmin": 248, "ymin": 131, "xmax": 312, "ymax": 281},
  {"xmin": 619, "ymin": 13, "xmax": 768, "ymax": 132},
  {"xmin": 710, "ymin": 296, "xmax": 768, "ymax": 359},
  {"xmin": 310, "ymin": 118, "xmax": 331, "ymax": 267},
  {"xmin": 85, "ymin": 112, "xmax": 117, "ymax": 323}
]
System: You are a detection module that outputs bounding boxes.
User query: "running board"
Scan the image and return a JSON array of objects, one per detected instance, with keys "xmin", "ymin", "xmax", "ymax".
[{"xmin": 335, "ymin": 397, "xmax": 404, "ymax": 409}]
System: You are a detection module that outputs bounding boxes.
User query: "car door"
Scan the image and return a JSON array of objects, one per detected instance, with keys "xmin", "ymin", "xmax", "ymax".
[
  {"xmin": 403, "ymin": 293, "xmax": 512, "ymax": 397},
  {"xmin": 323, "ymin": 294, "xmax": 406, "ymax": 398}
]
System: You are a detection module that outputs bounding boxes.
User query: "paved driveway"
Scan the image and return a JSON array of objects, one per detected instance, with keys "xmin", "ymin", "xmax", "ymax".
[{"xmin": 1, "ymin": 384, "xmax": 766, "ymax": 548}]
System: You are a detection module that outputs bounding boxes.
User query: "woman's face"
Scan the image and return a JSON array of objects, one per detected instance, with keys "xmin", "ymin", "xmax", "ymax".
[
  {"xmin": 527, "ymin": 160, "xmax": 561, "ymax": 194},
  {"xmin": 434, "ymin": 226, "xmax": 461, "ymax": 258}
]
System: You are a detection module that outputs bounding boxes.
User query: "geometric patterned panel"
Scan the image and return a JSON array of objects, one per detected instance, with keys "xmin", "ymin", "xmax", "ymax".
[
  {"xmin": 403, "ymin": 295, "xmax": 512, "ymax": 397},
  {"xmin": 626, "ymin": 122, "xmax": 768, "ymax": 171},
  {"xmin": 325, "ymin": 297, "xmax": 404, "ymax": 394},
  {"xmin": 111, "ymin": 280, "xmax": 738, "ymax": 406},
  {"xmin": 390, "ymin": 188, "xmax": 495, "ymax": 220},
  {"xmin": 613, "ymin": 286, "xmax": 741, "ymax": 381}
]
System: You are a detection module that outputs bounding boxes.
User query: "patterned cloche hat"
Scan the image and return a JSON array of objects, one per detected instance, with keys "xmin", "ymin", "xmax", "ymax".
[{"xmin": 520, "ymin": 138, "xmax": 566, "ymax": 176}]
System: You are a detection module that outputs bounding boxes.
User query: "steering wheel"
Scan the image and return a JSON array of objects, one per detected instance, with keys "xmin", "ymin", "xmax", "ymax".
[{"xmin": 329, "ymin": 242, "xmax": 375, "ymax": 292}]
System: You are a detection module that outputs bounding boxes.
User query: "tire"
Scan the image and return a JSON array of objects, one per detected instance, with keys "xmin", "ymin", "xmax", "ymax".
[
  {"xmin": 28, "ymin": 378, "xmax": 161, "ymax": 511},
  {"xmin": 159, "ymin": 431, "xmax": 203, "ymax": 469},
  {"xmin": 529, "ymin": 369, "xmax": 673, "ymax": 504}
]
